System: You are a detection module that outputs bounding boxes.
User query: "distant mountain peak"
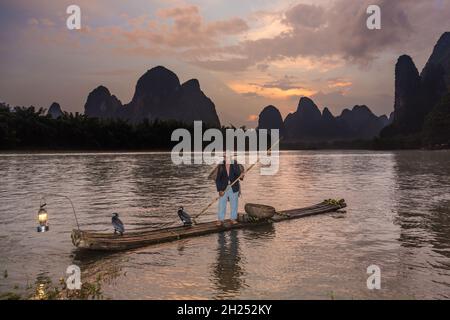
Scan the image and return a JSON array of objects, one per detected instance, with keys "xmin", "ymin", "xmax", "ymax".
[
  {"xmin": 428, "ymin": 32, "xmax": 450, "ymax": 63},
  {"xmin": 383, "ymin": 32, "xmax": 450, "ymax": 137},
  {"xmin": 352, "ymin": 105, "xmax": 373, "ymax": 115},
  {"xmin": 47, "ymin": 102, "xmax": 63, "ymax": 119},
  {"xmin": 297, "ymin": 96, "xmax": 319, "ymax": 112},
  {"xmin": 420, "ymin": 31, "xmax": 450, "ymax": 92},
  {"xmin": 398, "ymin": 54, "xmax": 416, "ymax": 64},
  {"xmin": 283, "ymin": 96, "xmax": 387, "ymax": 141},
  {"xmin": 263, "ymin": 105, "xmax": 278, "ymax": 111},
  {"xmin": 182, "ymin": 79, "xmax": 200, "ymax": 91},
  {"xmin": 132, "ymin": 66, "xmax": 181, "ymax": 102},
  {"xmin": 295, "ymin": 97, "xmax": 322, "ymax": 125},
  {"xmin": 257, "ymin": 105, "xmax": 285, "ymax": 134},
  {"xmin": 84, "ymin": 66, "xmax": 220, "ymax": 127},
  {"xmin": 322, "ymin": 107, "xmax": 334, "ymax": 120},
  {"xmin": 85, "ymin": 85, "xmax": 122, "ymax": 119},
  {"xmin": 95, "ymin": 85, "xmax": 110, "ymax": 92}
]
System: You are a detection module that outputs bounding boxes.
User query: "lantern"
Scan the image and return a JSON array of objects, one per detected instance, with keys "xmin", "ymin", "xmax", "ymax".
[
  {"xmin": 37, "ymin": 204, "xmax": 49, "ymax": 232},
  {"xmin": 34, "ymin": 194, "xmax": 80, "ymax": 233}
]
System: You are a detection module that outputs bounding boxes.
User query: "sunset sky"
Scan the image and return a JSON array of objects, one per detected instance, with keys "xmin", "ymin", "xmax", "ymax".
[{"xmin": 1, "ymin": 0, "xmax": 450, "ymax": 127}]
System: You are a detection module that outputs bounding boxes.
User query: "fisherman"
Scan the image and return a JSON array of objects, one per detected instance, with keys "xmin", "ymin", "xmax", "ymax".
[{"xmin": 213, "ymin": 152, "xmax": 244, "ymax": 225}]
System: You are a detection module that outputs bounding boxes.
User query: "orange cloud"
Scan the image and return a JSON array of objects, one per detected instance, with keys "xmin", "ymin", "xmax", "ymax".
[
  {"xmin": 229, "ymin": 81, "xmax": 317, "ymax": 100},
  {"xmin": 327, "ymin": 78, "xmax": 352, "ymax": 89}
]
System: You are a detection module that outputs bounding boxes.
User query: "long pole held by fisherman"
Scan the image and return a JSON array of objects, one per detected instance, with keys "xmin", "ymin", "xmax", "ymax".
[{"xmin": 192, "ymin": 137, "xmax": 281, "ymax": 224}]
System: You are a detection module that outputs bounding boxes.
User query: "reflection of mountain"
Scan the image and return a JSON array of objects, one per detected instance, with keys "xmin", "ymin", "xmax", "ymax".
[
  {"xmin": 391, "ymin": 151, "xmax": 450, "ymax": 297},
  {"xmin": 82, "ymin": 155, "xmax": 123, "ymax": 188},
  {"xmin": 427, "ymin": 201, "xmax": 450, "ymax": 260},
  {"xmin": 259, "ymin": 97, "xmax": 387, "ymax": 142},
  {"xmin": 393, "ymin": 152, "xmax": 450, "ymax": 252},
  {"xmin": 84, "ymin": 66, "xmax": 221, "ymax": 127},
  {"xmin": 211, "ymin": 230, "xmax": 245, "ymax": 298}
]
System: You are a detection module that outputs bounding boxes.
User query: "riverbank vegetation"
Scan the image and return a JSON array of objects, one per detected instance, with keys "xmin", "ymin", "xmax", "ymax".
[
  {"xmin": 0, "ymin": 269, "xmax": 104, "ymax": 300},
  {"xmin": 0, "ymin": 104, "xmax": 272, "ymax": 151},
  {"xmin": 1, "ymin": 103, "xmax": 448, "ymax": 151},
  {"xmin": 0, "ymin": 104, "xmax": 191, "ymax": 150},
  {"xmin": 375, "ymin": 93, "xmax": 450, "ymax": 150}
]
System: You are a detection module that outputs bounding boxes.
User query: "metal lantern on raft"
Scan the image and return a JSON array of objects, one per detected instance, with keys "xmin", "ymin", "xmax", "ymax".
[
  {"xmin": 37, "ymin": 204, "xmax": 49, "ymax": 232},
  {"xmin": 36, "ymin": 194, "xmax": 80, "ymax": 233}
]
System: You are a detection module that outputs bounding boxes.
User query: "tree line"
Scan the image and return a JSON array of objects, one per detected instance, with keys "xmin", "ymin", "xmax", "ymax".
[
  {"xmin": 374, "ymin": 93, "xmax": 450, "ymax": 150},
  {"xmin": 0, "ymin": 104, "xmax": 195, "ymax": 150},
  {"xmin": 0, "ymin": 100, "xmax": 448, "ymax": 151},
  {"xmin": 0, "ymin": 104, "xmax": 255, "ymax": 151}
]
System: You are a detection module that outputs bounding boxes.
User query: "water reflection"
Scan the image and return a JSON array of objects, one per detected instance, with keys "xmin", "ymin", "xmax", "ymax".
[
  {"xmin": 33, "ymin": 272, "xmax": 53, "ymax": 300},
  {"xmin": 428, "ymin": 201, "xmax": 450, "ymax": 259},
  {"xmin": 72, "ymin": 249, "xmax": 125, "ymax": 289},
  {"xmin": 392, "ymin": 151, "xmax": 450, "ymax": 297},
  {"xmin": 83, "ymin": 155, "xmax": 121, "ymax": 188},
  {"xmin": 393, "ymin": 151, "xmax": 450, "ymax": 249},
  {"xmin": 242, "ymin": 223, "xmax": 276, "ymax": 241},
  {"xmin": 211, "ymin": 230, "xmax": 245, "ymax": 298}
]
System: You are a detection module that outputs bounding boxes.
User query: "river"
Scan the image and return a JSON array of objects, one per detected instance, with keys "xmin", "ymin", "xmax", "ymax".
[{"xmin": 0, "ymin": 150, "xmax": 449, "ymax": 299}]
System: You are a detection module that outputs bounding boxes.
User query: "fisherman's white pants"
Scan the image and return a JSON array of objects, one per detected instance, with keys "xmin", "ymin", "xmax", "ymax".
[{"xmin": 218, "ymin": 188, "xmax": 239, "ymax": 221}]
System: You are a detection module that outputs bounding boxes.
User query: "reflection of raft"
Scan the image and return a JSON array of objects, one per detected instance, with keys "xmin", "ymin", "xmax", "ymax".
[{"xmin": 71, "ymin": 200, "xmax": 346, "ymax": 251}]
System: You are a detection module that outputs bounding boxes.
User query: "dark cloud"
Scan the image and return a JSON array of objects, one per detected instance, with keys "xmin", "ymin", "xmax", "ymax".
[
  {"xmin": 255, "ymin": 75, "xmax": 304, "ymax": 91},
  {"xmin": 206, "ymin": 17, "xmax": 249, "ymax": 35},
  {"xmin": 193, "ymin": 57, "xmax": 252, "ymax": 72},
  {"xmin": 155, "ymin": 5, "xmax": 249, "ymax": 48},
  {"xmin": 196, "ymin": 0, "xmax": 426, "ymax": 71},
  {"xmin": 283, "ymin": 3, "xmax": 325, "ymax": 29},
  {"xmin": 101, "ymin": 5, "xmax": 251, "ymax": 52},
  {"xmin": 241, "ymin": 92, "xmax": 261, "ymax": 98}
]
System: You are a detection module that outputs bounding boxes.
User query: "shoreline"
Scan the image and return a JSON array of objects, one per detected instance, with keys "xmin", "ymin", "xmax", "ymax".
[{"xmin": 0, "ymin": 147, "xmax": 448, "ymax": 154}]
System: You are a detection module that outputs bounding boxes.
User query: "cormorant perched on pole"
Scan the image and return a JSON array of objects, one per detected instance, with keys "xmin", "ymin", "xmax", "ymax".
[{"xmin": 112, "ymin": 212, "xmax": 125, "ymax": 235}]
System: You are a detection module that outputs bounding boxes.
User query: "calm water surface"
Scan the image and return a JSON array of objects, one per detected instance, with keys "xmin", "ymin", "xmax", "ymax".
[{"xmin": 0, "ymin": 151, "xmax": 449, "ymax": 299}]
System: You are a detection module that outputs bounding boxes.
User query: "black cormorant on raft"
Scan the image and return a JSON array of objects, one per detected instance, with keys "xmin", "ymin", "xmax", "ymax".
[
  {"xmin": 71, "ymin": 199, "xmax": 346, "ymax": 251},
  {"xmin": 111, "ymin": 213, "xmax": 125, "ymax": 235}
]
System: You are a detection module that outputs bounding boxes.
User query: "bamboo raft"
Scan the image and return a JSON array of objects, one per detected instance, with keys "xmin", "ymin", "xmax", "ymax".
[{"xmin": 71, "ymin": 200, "xmax": 346, "ymax": 251}]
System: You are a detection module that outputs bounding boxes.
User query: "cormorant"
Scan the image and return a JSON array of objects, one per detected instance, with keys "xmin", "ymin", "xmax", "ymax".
[
  {"xmin": 177, "ymin": 207, "xmax": 192, "ymax": 226},
  {"xmin": 112, "ymin": 212, "xmax": 125, "ymax": 235}
]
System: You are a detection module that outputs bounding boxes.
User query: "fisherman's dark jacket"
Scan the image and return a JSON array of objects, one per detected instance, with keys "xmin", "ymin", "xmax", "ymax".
[{"xmin": 215, "ymin": 161, "xmax": 242, "ymax": 193}]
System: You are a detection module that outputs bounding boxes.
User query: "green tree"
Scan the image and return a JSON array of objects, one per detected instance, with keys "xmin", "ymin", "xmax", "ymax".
[{"xmin": 423, "ymin": 93, "xmax": 450, "ymax": 147}]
